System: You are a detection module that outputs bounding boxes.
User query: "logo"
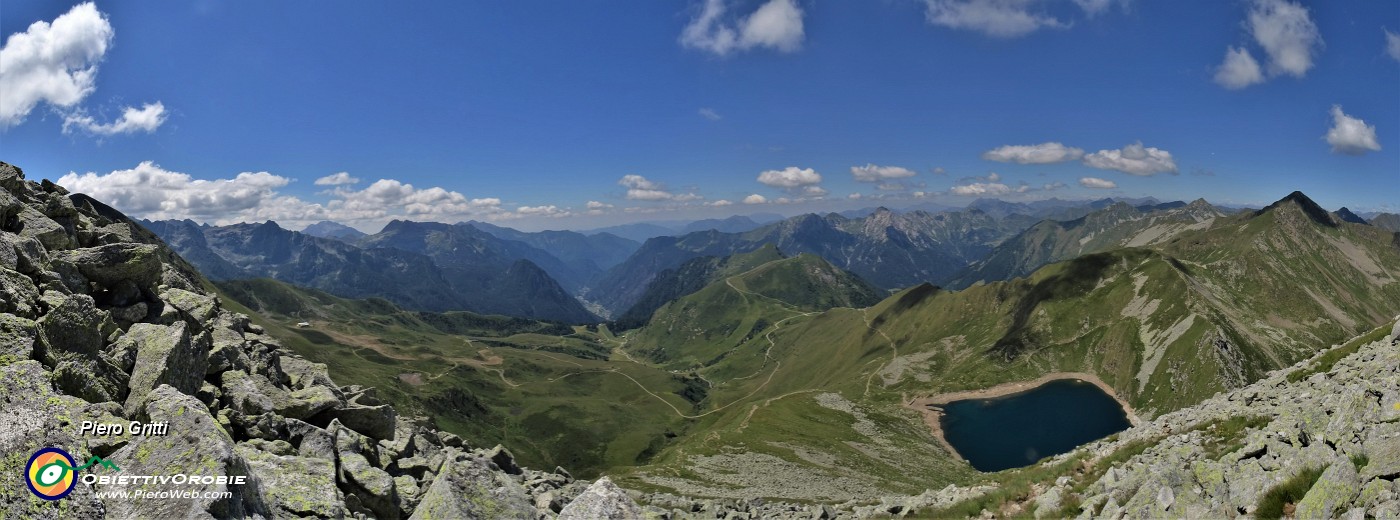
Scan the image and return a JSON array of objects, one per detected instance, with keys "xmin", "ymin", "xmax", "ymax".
[
  {"xmin": 26, "ymin": 448, "xmax": 77, "ymax": 500},
  {"xmin": 24, "ymin": 448, "xmax": 121, "ymax": 501}
]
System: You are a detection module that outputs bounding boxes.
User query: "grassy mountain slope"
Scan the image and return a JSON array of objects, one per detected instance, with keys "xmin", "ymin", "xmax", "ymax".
[
  {"xmin": 613, "ymin": 191, "xmax": 1400, "ymax": 499},
  {"xmin": 612, "ymin": 244, "xmax": 788, "ymax": 330},
  {"xmin": 212, "ymin": 278, "xmax": 691, "ymax": 477},
  {"xmin": 625, "ymin": 250, "xmax": 884, "ymax": 369}
]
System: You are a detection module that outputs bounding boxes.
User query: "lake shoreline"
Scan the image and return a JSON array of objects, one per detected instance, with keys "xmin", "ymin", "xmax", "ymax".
[{"xmin": 903, "ymin": 372, "xmax": 1141, "ymax": 464}]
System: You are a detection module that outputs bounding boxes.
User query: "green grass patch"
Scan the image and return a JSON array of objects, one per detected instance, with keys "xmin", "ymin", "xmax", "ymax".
[
  {"xmin": 1254, "ymin": 466, "xmax": 1324, "ymax": 520},
  {"xmin": 1287, "ymin": 324, "xmax": 1391, "ymax": 383},
  {"xmin": 1194, "ymin": 415, "xmax": 1271, "ymax": 460}
]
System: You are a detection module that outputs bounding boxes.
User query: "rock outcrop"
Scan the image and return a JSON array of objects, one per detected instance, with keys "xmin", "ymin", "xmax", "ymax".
[{"xmin": 0, "ymin": 162, "xmax": 643, "ymax": 519}]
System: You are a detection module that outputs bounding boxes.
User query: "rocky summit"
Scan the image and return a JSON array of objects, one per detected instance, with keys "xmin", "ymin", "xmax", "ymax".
[{"xmin": 0, "ymin": 162, "xmax": 647, "ymax": 519}]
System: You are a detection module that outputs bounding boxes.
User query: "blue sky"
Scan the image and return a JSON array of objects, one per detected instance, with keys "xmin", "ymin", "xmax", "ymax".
[{"xmin": 1, "ymin": 0, "xmax": 1396, "ymax": 231}]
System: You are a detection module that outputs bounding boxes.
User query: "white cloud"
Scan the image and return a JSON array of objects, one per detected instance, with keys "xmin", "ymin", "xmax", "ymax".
[
  {"xmin": 314, "ymin": 171, "xmax": 360, "ymax": 186},
  {"xmin": 1324, "ymin": 105, "xmax": 1381, "ymax": 156},
  {"xmin": 801, "ymin": 185, "xmax": 828, "ymax": 197},
  {"xmin": 55, "ymin": 161, "xmax": 537, "ymax": 229},
  {"xmin": 1078, "ymin": 176, "xmax": 1117, "ymax": 189},
  {"xmin": 848, "ymin": 193, "xmax": 862, "ymax": 199},
  {"xmin": 674, "ymin": 192, "xmax": 705, "ymax": 202},
  {"xmin": 743, "ymin": 194, "xmax": 768, "ymax": 204},
  {"xmin": 58, "ymin": 161, "xmax": 299, "ymax": 221},
  {"xmin": 1214, "ymin": 46, "xmax": 1264, "ymax": 89},
  {"xmin": 619, "ymin": 174, "xmax": 676, "ymax": 200},
  {"xmin": 757, "ymin": 166, "xmax": 822, "ymax": 189},
  {"xmin": 586, "ymin": 201, "xmax": 613, "ymax": 210},
  {"xmin": 923, "ymin": 0, "xmax": 1067, "ymax": 38},
  {"xmin": 680, "ymin": 0, "xmax": 804, "ymax": 56},
  {"xmin": 1387, "ymin": 29, "xmax": 1400, "ymax": 63},
  {"xmin": 850, "ymin": 164, "xmax": 917, "ymax": 182},
  {"xmin": 706, "ymin": 199, "xmax": 734, "ymax": 207},
  {"xmin": 1072, "ymin": 0, "xmax": 1116, "ymax": 17},
  {"xmin": 950, "ymin": 182, "xmax": 1013, "ymax": 196},
  {"xmin": 626, "ymin": 189, "xmax": 674, "ymax": 201},
  {"xmin": 618, "ymin": 174, "xmax": 662, "ymax": 190},
  {"xmin": 515, "ymin": 205, "xmax": 571, "ymax": 218},
  {"xmin": 1246, "ymin": 0, "xmax": 1321, "ymax": 78},
  {"xmin": 1082, "ymin": 141, "xmax": 1177, "ymax": 176},
  {"xmin": 698, "ymin": 107, "xmax": 722, "ymax": 121},
  {"xmin": 0, "ymin": 3, "xmax": 113, "ymax": 128},
  {"xmin": 62, "ymin": 101, "xmax": 166, "ymax": 135},
  {"xmin": 981, "ymin": 142, "xmax": 1085, "ymax": 164}
]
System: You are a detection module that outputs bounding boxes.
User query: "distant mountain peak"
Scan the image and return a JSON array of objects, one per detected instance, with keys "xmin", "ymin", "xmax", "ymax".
[
  {"xmin": 1257, "ymin": 191, "xmax": 1336, "ymax": 227},
  {"xmin": 1335, "ymin": 207, "xmax": 1368, "ymax": 225}
]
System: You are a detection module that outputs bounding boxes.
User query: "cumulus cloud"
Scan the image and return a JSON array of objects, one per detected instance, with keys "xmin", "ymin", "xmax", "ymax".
[
  {"xmin": 1247, "ymin": 0, "xmax": 1321, "ymax": 78},
  {"xmin": 62, "ymin": 101, "xmax": 166, "ymax": 135},
  {"xmin": 314, "ymin": 172, "xmax": 360, "ymax": 186},
  {"xmin": 1082, "ymin": 141, "xmax": 1177, "ymax": 176},
  {"xmin": 1079, "ymin": 176, "xmax": 1117, "ymax": 189},
  {"xmin": 1214, "ymin": 46, "xmax": 1265, "ymax": 90},
  {"xmin": 56, "ymin": 161, "xmax": 534, "ymax": 228},
  {"xmin": 515, "ymin": 205, "xmax": 571, "ymax": 218},
  {"xmin": 850, "ymin": 164, "xmax": 917, "ymax": 182},
  {"xmin": 950, "ymin": 182, "xmax": 1013, "ymax": 196},
  {"xmin": 680, "ymin": 0, "xmax": 804, "ymax": 56},
  {"xmin": 923, "ymin": 0, "xmax": 1067, "ymax": 38},
  {"xmin": 1387, "ymin": 29, "xmax": 1400, "ymax": 62},
  {"xmin": 0, "ymin": 3, "xmax": 113, "ymax": 128},
  {"xmin": 58, "ymin": 161, "xmax": 298, "ymax": 220},
  {"xmin": 586, "ymin": 201, "xmax": 613, "ymax": 209},
  {"xmin": 1212, "ymin": 0, "xmax": 1321, "ymax": 89},
  {"xmin": 619, "ymin": 174, "xmax": 676, "ymax": 200},
  {"xmin": 706, "ymin": 199, "xmax": 734, "ymax": 206},
  {"xmin": 674, "ymin": 192, "xmax": 705, "ymax": 202},
  {"xmin": 981, "ymin": 142, "xmax": 1085, "ymax": 164},
  {"xmin": 1324, "ymin": 105, "xmax": 1381, "ymax": 156},
  {"xmin": 757, "ymin": 166, "xmax": 822, "ymax": 192},
  {"xmin": 743, "ymin": 194, "xmax": 768, "ymax": 204},
  {"xmin": 698, "ymin": 107, "xmax": 722, "ymax": 121}
]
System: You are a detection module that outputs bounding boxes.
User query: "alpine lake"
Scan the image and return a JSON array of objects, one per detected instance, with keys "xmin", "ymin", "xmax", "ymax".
[{"xmin": 940, "ymin": 378, "xmax": 1133, "ymax": 472}]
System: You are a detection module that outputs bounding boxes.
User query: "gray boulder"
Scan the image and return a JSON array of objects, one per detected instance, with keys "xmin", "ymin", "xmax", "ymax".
[
  {"xmin": 0, "ymin": 361, "xmax": 110, "ymax": 520},
  {"xmin": 340, "ymin": 451, "xmax": 399, "ymax": 519},
  {"xmin": 409, "ymin": 450, "xmax": 535, "ymax": 520},
  {"xmin": 56, "ymin": 243, "xmax": 162, "ymax": 289},
  {"xmin": 123, "ymin": 321, "xmax": 209, "ymax": 414},
  {"xmin": 0, "ymin": 268, "xmax": 39, "ymax": 319},
  {"xmin": 1296, "ymin": 458, "xmax": 1360, "ymax": 519},
  {"xmin": 238, "ymin": 445, "xmax": 345, "ymax": 518},
  {"xmin": 35, "ymin": 294, "xmax": 126, "ymax": 402},
  {"xmin": 557, "ymin": 476, "xmax": 645, "ymax": 520},
  {"xmin": 16, "ymin": 205, "xmax": 70, "ymax": 250},
  {"xmin": 105, "ymin": 385, "xmax": 269, "ymax": 519}
]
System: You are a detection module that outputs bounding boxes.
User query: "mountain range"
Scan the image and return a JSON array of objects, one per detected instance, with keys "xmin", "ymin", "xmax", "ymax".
[
  {"xmin": 142, "ymin": 219, "xmax": 599, "ymax": 322},
  {"xmin": 590, "ymin": 207, "xmax": 1037, "ymax": 315}
]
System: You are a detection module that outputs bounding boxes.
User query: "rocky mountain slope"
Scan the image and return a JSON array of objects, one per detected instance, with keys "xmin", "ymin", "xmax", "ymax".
[
  {"xmin": 0, "ymin": 162, "xmax": 646, "ymax": 519},
  {"xmin": 463, "ymin": 220, "xmax": 640, "ymax": 279},
  {"xmin": 144, "ymin": 218, "xmax": 597, "ymax": 323},
  {"xmin": 299, "ymin": 220, "xmax": 368, "ymax": 242},
  {"xmin": 950, "ymin": 199, "xmax": 1225, "ymax": 288},
  {"xmin": 593, "ymin": 207, "xmax": 1035, "ymax": 315}
]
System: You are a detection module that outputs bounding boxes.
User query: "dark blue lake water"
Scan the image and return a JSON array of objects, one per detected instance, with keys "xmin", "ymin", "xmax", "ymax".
[{"xmin": 940, "ymin": 379, "xmax": 1131, "ymax": 472}]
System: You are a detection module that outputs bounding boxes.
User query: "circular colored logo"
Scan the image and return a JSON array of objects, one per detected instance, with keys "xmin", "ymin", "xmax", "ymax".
[{"xmin": 26, "ymin": 448, "xmax": 77, "ymax": 501}]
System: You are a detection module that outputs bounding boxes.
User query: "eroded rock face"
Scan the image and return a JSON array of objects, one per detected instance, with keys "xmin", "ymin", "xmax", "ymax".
[{"xmin": 0, "ymin": 162, "xmax": 586, "ymax": 519}]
